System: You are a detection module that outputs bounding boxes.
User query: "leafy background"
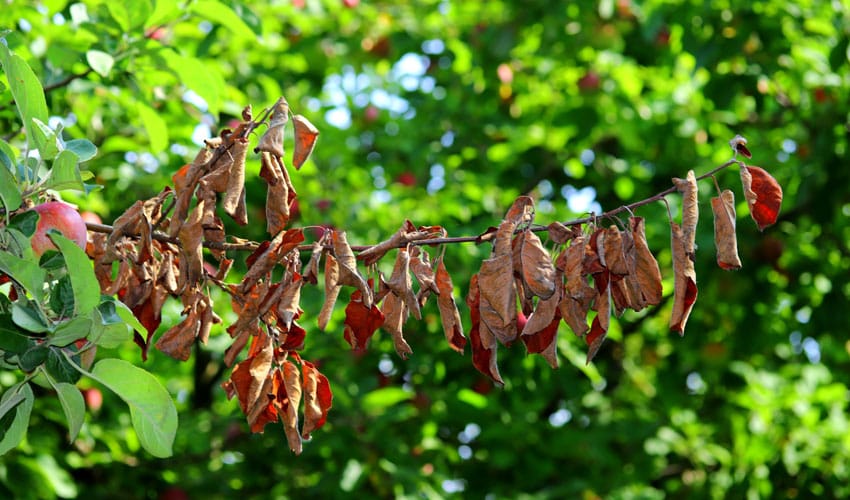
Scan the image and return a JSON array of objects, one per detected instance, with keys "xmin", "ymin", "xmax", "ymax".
[{"xmin": 1, "ymin": 0, "xmax": 848, "ymax": 498}]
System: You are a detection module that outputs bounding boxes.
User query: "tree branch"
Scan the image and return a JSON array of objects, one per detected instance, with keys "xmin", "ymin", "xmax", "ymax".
[{"xmin": 85, "ymin": 158, "xmax": 744, "ymax": 253}]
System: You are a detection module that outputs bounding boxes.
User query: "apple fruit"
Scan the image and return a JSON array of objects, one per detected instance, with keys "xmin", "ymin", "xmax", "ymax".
[
  {"xmin": 82, "ymin": 387, "xmax": 103, "ymax": 412},
  {"xmin": 29, "ymin": 202, "xmax": 88, "ymax": 257}
]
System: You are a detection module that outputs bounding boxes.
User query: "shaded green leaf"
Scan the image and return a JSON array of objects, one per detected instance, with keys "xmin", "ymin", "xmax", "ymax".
[
  {"xmin": 46, "ymin": 347, "xmax": 82, "ymax": 384},
  {"xmin": 0, "ymin": 315, "xmax": 32, "ymax": 354},
  {"xmin": 361, "ymin": 387, "xmax": 413, "ymax": 416},
  {"xmin": 49, "ymin": 233, "xmax": 99, "ymax": 315},
  {"xmin": 0, "ymin": 382, "xmax": 33, "ymax": 455},
  {"xmin": 89, "ymin": 304, "xmax": 132, "ymax": 348},
  {"xmin": 11, "ymin": 302, "xmax": 48, "ymax": 335},
  {"xmin": 64, "ymin": 139, "xmax": 97, "ymax": 162},
  {"xmin": 18, "ymin": 343, "xmax": 48, "ymax": 371},
  {"xmin": 8, "ymin": 210, "xmax": 38, "ymax": 237},
  {"xmin": 54, "ymin": 382, "xmax": 86, "ymax": 443},
  {"xmin": 49, "ymin": 315, "xmax": 93, "ymax": 347},
  {"xmin": 0, "ymin": 250, "xmax": 45, "ymax": 301}
]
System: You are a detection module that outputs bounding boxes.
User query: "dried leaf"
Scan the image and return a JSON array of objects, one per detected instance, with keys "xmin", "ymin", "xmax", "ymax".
[
  {"xmin": 520, "ymin": 286, "xmax": 561, "ymax": 369},
  {"xmin": 356, "ymin": 220, "xmax": 445, "ymax": 266},
  {"xmin": 332, "ymin": 230, "xmax": 373, "ymax": 308},
  {"xmin": 239, "ymin": 229, "xmax": 305, "ymax": 295},
  {"xmin": 178, "ymin": 200, "xmax": 206, "ymax": 286},
  {"xmin": 629, "ymin": 217, "xmax": 663, "ymax": 307},
  {"xmin": 222, "ymin": 138, "xmax": 249, "ymax": 218},
  {"xmin": 712, "ymin": 189, "xmax": 742, "ymax": 270},
  {"xmin": 280, "ymin": 361, "xmax": 303, "ymax": 454},
  {"xmin": 586, "ymin": 268, "xmax": 611, "ymax": 363},
  {"xmin": 292, "ymin": 114, "xmax": 319, "ymax": 169},
  {"xmin": 383, "ymin": 247, "xmax": 421, "ymax": 320},
  {"xmin": 380, "ymin": 292, "xmax": 412, "ymax": 359},
  {"xmin": 276, "ymin": 273, "xmax": 304, "ymax": 329},
  {"xmin": 343, "ymin": 289, "xmax": 385, "ymax": 351},
  {"xmin": 410, "ymin": 246, "xmax": 438, "ymax": 307},
  {"xmin": 302, "ymin": 236, "xmax": 327, "ymax": 285},
  {"xmin": 673, "ymin": 169, "xmax": 699, "ymax": 258},
  {"xmin": 466, "ymin": 274, "xmax": 503, "ymax": 385},
  {"xmin": 729, "ymin": 134, "xmax": 752, "ymax": 159},
  {"xmin": 478, "ymin": 221, "xmax": 518, "ymax": 346},
  {"xmin": 435, "ymin": 258, "xmax": 466, "ymax": 354},
  {"xmin": 546, "ymin": 221, "xmax": 580, "ymax": 245},
  {"xmin": 520, "ymin": 230, "xmax": 557, "ymax": 299},
  {"xmin": 156, "ymin": 290, "xmax": 209, "ymax": 361},
  {"xmin": 256, "ymin": 97, "xmax": 289, "ymax": 157},
  {"xmin": 317, "ymin": 252, "xmax": 340, "ymax": 331},
  {"xmin": 558, "ymin": 235, "xmax": 594, "ymax": 337},
  {"xmin": 670, "ymin": 223, "xmax": 698, "ymax": 335},
  {"xmin": 504, "ymin": 195, "xmax": 535, "ymax": 226},
  {"xmin": 259, "ymin": 152, "xmax": 293, "ymax": 235},
  {"xmin": 740, "ymin": 166, "xmax": 782, "ymax": 231},
  {"xmin": 223, "ymin": 331, "xmax": 273, "ymax": 426},
  {"xmin": 301, "ymin": 359, "xmax": 333, "ymax": 440}
]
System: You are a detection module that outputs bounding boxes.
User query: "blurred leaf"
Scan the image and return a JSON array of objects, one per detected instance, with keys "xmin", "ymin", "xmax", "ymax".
[
  {"xmin": 188, "ymin": 1, "xmax": 257, "ymax": 40},
  {"xmin": 361, "ymin": 387, "xmax": 413, "ymax": 416},
  {"xmin": 0, "ymin": 44, "xmax": 48, "ymax": 154},
  {"xmin": 105, "ymin": 1, "xmax": 152, "ymax": 31},
  {"xmin": 85, "ymin": 50, "xmax": 114, "ymax": 77},
  {"xmin": 0, "ymin": 382, "xmax": 33, "ymax": 455},
  {"xmin": 137, "ymin": 102, "xmax": 169, "ymax": 154},
  {"xmin": 63, "ymin": 139, "xmax": 97, "ymax": 162}
]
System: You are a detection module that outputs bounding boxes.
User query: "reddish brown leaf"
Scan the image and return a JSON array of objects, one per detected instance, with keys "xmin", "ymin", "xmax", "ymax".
[
  {"xmin": 259, "ymin": 152, "xmax": 294, "ymax": 235},
  {"xmin": 585, "ymin": 314, "xmax": 608, "ymax": 364},
  {"xmin": 670, "ymin": 223, "xmax": 698, "ymax": 335},
  {"xmin": 255, "ymin": 97, "xmax": 289, "ymax": 158},
  {"xmin": 382, "ymin": 246, "xmax": 421, "ymax": 320},
  {"xmin": 520, "ymin": 230, "xmax": 557, "ymax": 300},
  {"xmin": 318, "ymin": 252, "xmax": 340, "ymax": 331},
  {"xmin": 520, "ymin": 286, "xmax": 561, "ymax": 369},
  {"xmin": 729, "ymin": 134, "xmax": 752, "ymax": 159},
  {"xmin": 740, "ymin": 166, "xmax": 782, "ymax": 231},
  {"xmin": 222, "ymin": 331, "xmax": 274, "ymax": 430},
  {"xmin": 301, "ymin": 359, "xmax": 333, "ymax": 439},
  {"xmin": 435, "ymin": 258, "xmax": 467, "ymax": 354},
  {"xmin": 629, "ymin": 217, "xmax": 663, "ymax": 307},
  {"xmin": 222, "ymin": 138, "xmax": 249, "ymax": 219},
  {"xmin": 712, "ymin": 189, "xmax": 742, "ymax": 270},
  {"xmin": 380, "ymin": 292, "xmax": 412, "ymax": 359},
  {"xmin": 673, "ymin": 169, "xmax": 699, "ymax": 258},
  {"xmin": 558, "ymin": 235, "xmax": 594, "ymax": 337},
  {"xmin": 504, "ymin": 195, "xmax": 535, "ymax": 226},
  {"xmin": 343, "ymin": 289, "xmax": 385, "ymax": 351},
  {"xmin": 466, "ymin": 274, "xmax": 504, "ymax": 386},
  {"xmin": 279, "ymin": 361, "xmax": 303, "ymax": 454},
  {"xmin": 238, "ymin": 229, "xmax": 305, "ymax": 295},
  {"xmin": 478, "ymin": 221, "xmax": 518, "ymax": 346},
  {"xmin": 332, "ymin": 230, "xmax": 373, "ymax": 308},
  {"xmin": 292, "ymin": 114, "xmax": 319, "ymax": 170}
]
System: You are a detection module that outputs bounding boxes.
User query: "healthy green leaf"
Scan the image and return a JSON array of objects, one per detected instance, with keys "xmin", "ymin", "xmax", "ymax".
[
  {"xmin": 49, "ymin": 233, "xmax": 99, "ymax": 315},
  {"xmin": 30, "ymin": 118, "xmax": 61, "ymax": 160},
  {"xmin": 49, "ymin": 315, "xmax": 93, "ymax": 347},
  {"xmin": 48, "ymin": 275, "xmax": 75, "ymax": 318},
  {"xmin": 90, "ymin": 359, "xmax": 177, "ymax": 458},
  {"xmin": 63, "ymin": 139, "xmax": 97, "ymax": 162},
  {"xmin": 88, "ymin": 305, "xmax": 132, "ymax": 349},
  {"xmin": 45, "ymin": 149, "xmax": 85, "ymax": 192},
  {"xmin": 137, "ymin": 102, "xmax": 169, "ymax": 153},
  {"xmin": 106, "ymin": 297, "xmax": 148, "ymax": 337},
  {"xmin": 0, "ymin": 44, "xmax": 48, "ymax": 155},
  {"xmin": 51, "ymin": 381, "xmax": 85, "ymax": 441},
  {"xmin": 188, "ymin": 1, "xmax": 258, "ymax": 40},
  {"xmin": 9, "ymin": 210, "xmax": 38, "ymax": 238},
  {"xmin": 0, "ymin": 250, "xmax": 45, "ymax": 301},
  {"xmin": 360, "ymin": 387, "xmax": 413, "ymax": 416},
  {"xmin": 85, "ymin": 50, "xmax": 114, "ymax": 77},
  {"xmin": 0, "ymin": 382, "xmax": 33, "ymax": 455},
  {"xmin": 0, "ymin": 163, "xmax": 22, "ymax": 212},
  {"xmin": 45, "ymin": 347, "xmax": 82, "ymax": 384},
  {"xmin": 105, "ymin": 0, "xmax": 153, "ymax": 31},
  {"xmin": 0, "ymin": 315, "xmax": 31, "ymax": 354},
  {"xmin": 11, "ymin": 302, "xmax": 49, "ymax": 334}
]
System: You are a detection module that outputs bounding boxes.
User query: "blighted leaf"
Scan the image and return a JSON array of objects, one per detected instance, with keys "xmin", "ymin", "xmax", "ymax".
[
  {"xmin": 343, "ymin": 289, "xmax": 384, "ymax": 351},
  {"xmin": 317, "ymin": 252, "xmax": 340, "ymax": 331},
  {"xmin": 410, "ymin": 246, "xmax": 438, "ymax": 307},
  {"xmin": 670, "ymin": 223, "xmax": 698, "ymax": 335},
  {"xmin": 259, "ymin": 152, "xmax": 295, "ymax": 235},
  {"xmin": 382, "ymin": 247, "xmax": 420, "ymax": 320},
  {"xmin": 520, "ymin": 231, "xmax": 557, "ymax": 299},
  {"xmin": 222, "ymin": 331, "xmax": 273, "ymax": 430},
  {"xmin": 435, "ymin": 258, "xmax": 466, "ymax": 354},
  {"xmin": 238, "ymin": 229, "xmax": 304, "ymax": 295},
  {"xmin": 504, "ymin": 195, "xmax": 535, "ymax": 226},
  {"xmin": 381, "ymin": 292, "xmax": 412, "ymax": 359},
  {"xmin": 222, "ymin": 138, "xmax": 249, "ymax": 220},
  {"xmin": 673, "ymin": 169, "xmax": 698, "ymax": 258},
  {"xmin": 276, "ymin": 273, "xmax": 303, "ymax": 329},
  {"xmin": 357, "ymin": 220, "xmax": 445, "ymax": 267},
  {"xmin": 301, "ymin": 359, "xmax": 333, "ymax": 439},
  {"xmin": 302, "ymin": 235, "xmax": 327, "ymax": 285},
  {"xmin": 585, "ymin": 269, "xmax": 611, "ymax": 363},
  {"xmin": 292, "ymin": 114, "xmax": 319, "ymax": 170},
  {"xmin": 712, "ymin": 190, "xmax": 742, "ymax": 270},
  {"xmin": 279, "ymin": 361, "xmax": 303, "ymax": 454},
  {"xmin": 332, "ymin": 230, "xmax": 372, "ymax": 308},
  {"xmin": 629, "ymin": 217, "xmax": 663, "ymax": 307},
  {"xmin": 466, "ymin": 274, "xmax": 503, "ymax": 385},
  {"xmin": 178, "ymin": 200, "xmax": 206, "ymax": 286},
  {"xmin": 740, "ymin": 166, "xmax": 783, "ymax": 231},
  {"xmin": 520, "ymin": 286, "xmax": 561, "ymax": 369},
  {"xmin": 256, "ymin": 97, "xmax": 289, "ymax": 157},
  {"xmin": 547, "ymin": 221, "xmax": 580, "ymax": 245},
  {"xmin": 478, "ymin": 221, "xmax": 518, "ymax": 346},
  {"xmin": 558, "ymin": 236, "xmax": 594, "ymax": 337}
]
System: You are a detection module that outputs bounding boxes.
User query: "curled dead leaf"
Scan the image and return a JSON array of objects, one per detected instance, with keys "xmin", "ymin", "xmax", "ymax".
[
  {"xmin": 740, "ymin": 165, "xmax": 782, "ymax": 231},
  {"xmin": 673, "ymin": 169, "xmax": 699, "ymax": 258},
  {"xmin": 301, "ymin": 359, "xmax": 333, "ymax": 440},
  {"xmin": 520, "ymin": 230, "xmax": 557, "ymax": 300},
  {"xmin": 466, "ymin": 274, "xmax": 504, "ymax": 386},
  {"xmin": 435, "ymin": 257, "xmax": 467, "ymax": 354},
  {"xmin": 712, "ymin": 189, "xmax": 742, "ymax": 270},
  {"xmin": 292, "ymin": 114, "xmax": 319, "ymax": 170},
  {"xmin": 670, "ymin": 222, "xmax": 698, "ymax": 335},
  {"xmin": 629, "ymin": 217, "xmax": 663, "ymax": 307},
  {"xmin": 256, "ymin": 97, "xmax": 289, "ymax": 158},
  {"xmin": 478, "ymin": 221, "xmax": 518, "ymax": 346}
]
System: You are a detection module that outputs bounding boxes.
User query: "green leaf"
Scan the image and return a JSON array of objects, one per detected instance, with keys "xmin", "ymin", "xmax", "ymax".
[
  {"xmin": 456, "ymin": 388, "xmax": 489, "ymax": 409},
  {"xmin": 11, "ymin": 302, "xmax": 48, "ymax": 334},
  {"xmin": 45, "ymin": 347, "xmax": 82, "ymax": 384},
  {"xmin": 49, "ymin": 233, "xmax": 99, "ymax": 315},
  {"xmin": 360, "ymin": 387, "xmax": 413, "ymax": 415},
  {"xmin": 109, "ymin": 297, "xmax": 148, "ymax": 336},
  {"xmin": 48, "ymin": 275, "xmax": 75, "ymax": 318},
  {"xmin": 0, "ymin": 315, "xmax": 32, "ymax": 353},
  {"xmin": 0, "ymin": 164, "xmax": 22, "ymax": 212},
  {"xmin": 88, "ymin": 303, "xmax": 132, "ymax": 348},
  {"xmin": 63, "ymin": 139, "xmax": 97, "ymax": 162},
  {"xmin": 9, "ymin": 210, "xmax": 38, "ymax": 237},
  {"xmin": 188, "ymin": 1, "xmax": 258, "ymax": 40},
  {"xmin": 0, "ymin": 250, "xmax": 46, "ymax": 301},
  {"xmin": 18, "ymin": 343, "xmax": 48, "ymax": 371},
  {"xmin": 0, "ymin": 383, "xmax": 33, "ymax": 455},
  {"xmin": 161, "ymin": 49, "xmax": 222, "ymax": 116},
  {"xmin": 90, "ymin": 359, "xmax": 177, "ymax": 458},
  {"xmin": 30, "ymin": 118, "xmax": 61, "ymax": 160},
  {"xmin": 105, "ymin": 0, "xmax": 153, "ymax": 31},
  {"xmin": 45, "ymin": 149, "xmax": 85, "ymax": 192},
  {"xmin": 85, "ymin": 50, "xmax": 114, "ymax": 77},
  {"xmin": 49, "ymin": 315, "xmax": 93, "ymax": 347},
  {"xmin": 137, "ymin": 102, "xmax": 169, "ymax": 153},
  {"xmin": 0, "ymin": 44, "xmax": 48, "ymax": 155}
]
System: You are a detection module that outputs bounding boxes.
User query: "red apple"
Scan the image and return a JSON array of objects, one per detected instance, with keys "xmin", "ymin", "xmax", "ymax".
[
  {"xmin": 343, "ymin": 0, "xmax": 359, "ymax": 8},
  {"xmin": 396, "ymin": 172, "xmax": 416, "ymax": 186},
  {"xmin": 29, "ymin": 202, "xmax": 88, "ymax": 257},
  {"xmin": 82, "ymin": 388, "xmax": 103, "ymax": 412}
]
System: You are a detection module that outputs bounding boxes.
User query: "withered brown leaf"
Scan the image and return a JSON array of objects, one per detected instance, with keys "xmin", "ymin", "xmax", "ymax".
[
  {"xmin": 670, "ymin": 222, "xmax": 698, "ymax": 335},
  {"xmin": 343, "ymin": 289, "xmax": 385, "ymax": 351},
  {"xmin": 380, "ymin": 292, "xmax": 413, "ymax": 359},
  {"xmin": 520, "ymin": 285, "xmax": 562, "ymax": 369},
  {"xmin": 301, "ymin": 359, "xmax": 333, "ymax": 440},
  {"xmin": 255, "ymin": 97, "xmax": 289, "ymax": 158},
  {"xmin": 520, "ymin": 230, "xmax": 557, "ymax": 300},
  {"xmin": 558, "ymin": 235, "xmax": 594, "ymax": 337},
  {"xmin": 629, "ymin": 217, "xmax": 663, "ymax": 307},
  {"xmin": 280, "ymin": 361, "xmax": 303, "ymax": 454},
  {"xmin": 466, "ymin": 274, "xmax": 504, "ymax": 386},
  {"xmin": 712, "ymin": 189, "xmax": 742, "ymax": 270},
  {"xmin": 673, "ymin": 169, "xmax": 699, "ymax": 258},
  {"xmin": 292, "ymin": 114, "xmax": 319, "ymax": 170},
  {"xmin": 222, "ymin": 138, "xmax": 249, "ymax": 219},
  {"xmin": 435, "ymin": 257, "xmax": 467, "ymax": 354},
  {"xmin": 478, "ymin": 221, "xmax": 518, "ymax": 346},
  {"xmin": 740, "ymin": 165, "xmax": 783, "ymax": 231}
]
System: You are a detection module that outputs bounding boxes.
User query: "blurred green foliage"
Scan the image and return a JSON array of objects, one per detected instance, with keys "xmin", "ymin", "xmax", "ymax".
[{"xmin": 1, "ymin": 0, "xmax": 849, "ymax": 498}]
